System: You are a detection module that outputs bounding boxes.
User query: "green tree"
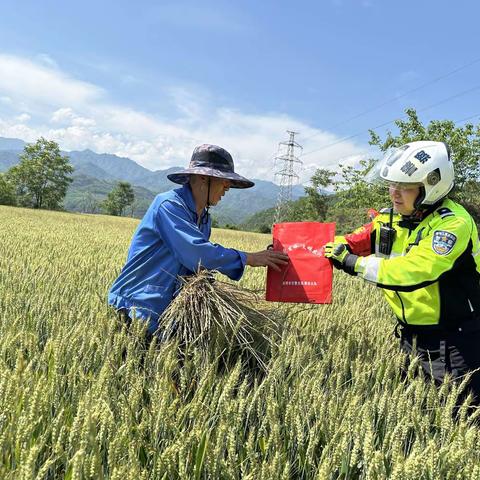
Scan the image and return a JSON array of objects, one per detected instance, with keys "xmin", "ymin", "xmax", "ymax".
[
  {"xmin": 305, "ymin": 109, "xmax": 480, "ymax": 229},
  {"xmin": 303, "ymin": 168, "xmax": 335, "ymax": 220},
  {"xmin": 331, "ymin": 159, "xmax": 389, "ymax": 210},
  {"xmin": 287, "ymin": 197, "xmax": 320, "ymax": 222},
  {"xmin": 240, "ymin": 206, "xmax": 275, "ymax": 232},
  {"xmin": 80, "ymin": 190, "xmax": 101, "ymax": 214},
  {"xmin": 304, "ymin": 161, "xmax": 388, "ymax": 230},
  {"xmin": 224, "ymin": 223, "xmax": 238, "ymax": 230},
  {"xmin": 0, "ymin": 174, "xmax": 16, "ymax": 206},
  {"xmin": 369, "ymin": 108, "xmax": 480, "ymax": 222},
  {"xmin": 7, "ymin": 137, "xmax": 74, "ymax": 209},
  {"xmin": 103, "ymin": 181, "xmax": 135, "ymax": 216}
]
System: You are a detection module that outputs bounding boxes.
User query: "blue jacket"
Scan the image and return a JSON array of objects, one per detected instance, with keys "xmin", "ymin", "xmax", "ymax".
[{"xmin": 108, "ymin": 184, "xmax": 247, "ymax": 333}]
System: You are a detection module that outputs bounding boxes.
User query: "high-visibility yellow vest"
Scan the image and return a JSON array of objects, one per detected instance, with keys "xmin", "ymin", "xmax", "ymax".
[{"xmin": 338, "ymin": 199, "xmax": 480, "ymax": 326}]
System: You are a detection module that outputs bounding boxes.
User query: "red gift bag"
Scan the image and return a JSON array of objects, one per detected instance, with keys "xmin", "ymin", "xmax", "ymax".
[{"xmin": 266, "ymin": 222, "xmax": 335, "ymax": 304}]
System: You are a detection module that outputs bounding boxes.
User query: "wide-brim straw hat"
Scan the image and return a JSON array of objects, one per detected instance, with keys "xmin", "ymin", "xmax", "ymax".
[{"xmin": 167, "ymin": 144, "xmax": 254, "ymax": 189}]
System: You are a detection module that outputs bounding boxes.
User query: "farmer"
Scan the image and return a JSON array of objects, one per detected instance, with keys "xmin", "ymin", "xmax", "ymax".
[
  {"xmin": 108, "ymin": 144, "xmax": 288, "ymax": 337},
  {"xmin": 324, "ymin": 141, "xmax": 480, "ymax": 401}
]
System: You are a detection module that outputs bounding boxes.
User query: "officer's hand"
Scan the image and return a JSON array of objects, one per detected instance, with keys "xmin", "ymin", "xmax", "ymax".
[
  {"xmin": 324, "ymin": 242, "xmax": 359, "ymax": 276},
  {"xmin": 324, "ymin": 242, "xmax": 349, "ymax": 263},
  {"xmin": 246, "ymin": 250, "xmax": 289, "ymax": 271}
]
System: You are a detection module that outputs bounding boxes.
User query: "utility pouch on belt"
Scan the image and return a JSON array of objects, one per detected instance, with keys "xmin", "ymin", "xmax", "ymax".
[{"xmin": 378, "ymin": 224, "xmax": 395, "ymax": 256}]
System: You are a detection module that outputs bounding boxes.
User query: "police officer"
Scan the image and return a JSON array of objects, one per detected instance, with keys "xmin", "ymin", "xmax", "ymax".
[
  {"xmin": 109, "ymin": 144, "xmax": 288, "ymax": 338},
  {"xmin": 325, "ymin": 141, "xmax": 480, "ymax": 401}
]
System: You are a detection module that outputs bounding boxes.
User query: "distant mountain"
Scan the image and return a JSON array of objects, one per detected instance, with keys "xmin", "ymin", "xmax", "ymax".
[
  {"xmin": 240, "ymin": 206, "xmax": 276, "ymax": 232},
  {"xmin": 68, "ymin": 150, "xmax": 153, "ymax": 183},
  {"xmin": 71, "ymin": 161, "xmax": 112, "ymax": 180},
  {"xmin": 137, "ymin": 167, "xmax": 184, "ymax": 193},
  {"xmin": 212, "ymin": 179, "xmax": 304, "ymax": 225},
  {"xmin": 64, "ymin": 174, "xmax": 156, "ymax": 217},
  {"xmin": 0, "ymin": 136, "xmax": 305, "ymax": 224},
  {"xmin": 0, "ymin": 137, "xmax": 26, "ymax": 151},
  {"xmin": 0, "ymin": 150, "xmax": 20, "ymax": 171}
]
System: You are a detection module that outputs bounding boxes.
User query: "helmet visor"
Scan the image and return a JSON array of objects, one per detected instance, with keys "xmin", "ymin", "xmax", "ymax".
[
  {"xmin": 366, "ymin": 147, "xmax": 406, "ymax": 183},
  {"xmin": 367, "ymin": 146, "xmax": 422, "ymax": 188},
  {"xmin": 364, "ymin": 158, "xmax": 384, "ymax": 185},
  {"xmin": 382, "ymin": 147, "xmax": 407, "ymax": 167},
  {"xmin": 364, "ymin": 147, "xmax": 407, "ymax": 185}
]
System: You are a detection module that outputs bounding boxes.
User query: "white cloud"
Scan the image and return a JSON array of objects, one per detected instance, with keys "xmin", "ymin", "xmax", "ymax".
[
  {"xmin": 15, "ymin": 113, "xmax": 31, "ymax": 122},
  {"xmin": 36, "ymin": 53, "xmax": 59, "ymax": 69},
  {"xmin": 51, "ymin": 107, "xmax": 75, "ymax": 123},
  {"xmin": 0, "ymin": 54, "xmax": 102, "ymax": 109},
  {"xmin": 73, "ymin": 116, "xmax": 96, "ymax": 127},
  {"xmin": 51, "ymin": 107, "xmax": 96, "ymax": 127},
  {"xmin": 0, "ymin": 118, "xmax": 39, "ymax": 142},
  {"xmin": 0, "ymin": 53, "xmax": 369, "ymax": 182}
]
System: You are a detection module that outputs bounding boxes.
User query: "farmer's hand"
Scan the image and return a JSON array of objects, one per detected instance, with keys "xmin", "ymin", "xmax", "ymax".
[
  {"xmin": 246, "ymin": 250, "xmax": 289, "ymax": 271},
  {"xmin": 324, "ymin": 242, "xmax": 349, "ymax": 264}
]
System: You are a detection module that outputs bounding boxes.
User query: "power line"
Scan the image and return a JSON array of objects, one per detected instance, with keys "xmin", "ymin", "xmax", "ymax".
[
  {"xmin": 302, "ymin": 150, "xmax": 373, "ymax": 173},
  {"xmin": 300, "ymin": 110, "xmax": 480, "ymax": 176},
  {"xmin": 301, "ymin": 56, "xmax": 480, "ymax": 143},
  {"xmin": 454, "ymin": 112, "xmax": 480, "ymax": 124},
  {"xmin": 301, "ymin": 84, "xmax": 480, "ymax": 157}
]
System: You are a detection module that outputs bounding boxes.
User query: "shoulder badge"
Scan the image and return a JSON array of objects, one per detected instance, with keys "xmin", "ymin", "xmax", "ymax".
[
  {"xmin": 432, "ymin": 230, "xmax": 457, "ymax": 255},
  {"xmin": 436, "ymin": 207, "xmax": 454, "ymax": 219},
  {"xmin": 379, "ymin": 207, "xmax": 392, "ymax": 214}
]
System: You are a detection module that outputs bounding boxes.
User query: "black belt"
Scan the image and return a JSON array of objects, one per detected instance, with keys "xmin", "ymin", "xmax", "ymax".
[{"xmin": 394, "ymin": 315, "xmax": 480, "ymax": 339}]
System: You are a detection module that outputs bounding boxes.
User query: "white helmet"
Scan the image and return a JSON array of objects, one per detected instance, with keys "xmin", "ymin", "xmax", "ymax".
[{"xmin": 377, "ymin": 141, "xmax": 454, "ymax": 208}]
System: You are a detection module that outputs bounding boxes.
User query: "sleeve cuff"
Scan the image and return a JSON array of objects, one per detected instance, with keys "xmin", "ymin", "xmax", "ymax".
[
  {"xmin": 227, "ymin": 250, "xmax": 247, "ymax": 281},
  {"xmin": 238, "ymin": 250, "xmax": 247, "ymax": 268},
  {"xmin": 356, "ymin": 256, "xmax": 382, "ymax": 283},
  {"xmin": 342, "ymin": 254, "xmax": 359, "ymax": 276}
]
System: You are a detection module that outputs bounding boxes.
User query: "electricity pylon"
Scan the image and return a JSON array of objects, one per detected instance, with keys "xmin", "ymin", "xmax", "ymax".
[{"xmin": 273, "ymin": 130, "xmax": 303, "ymax": 224}]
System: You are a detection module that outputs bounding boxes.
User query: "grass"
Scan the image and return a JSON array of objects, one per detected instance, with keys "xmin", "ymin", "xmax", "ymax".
[{"xmin": 1, "ymin": 205, "xmax": 480, "ymax": 479}]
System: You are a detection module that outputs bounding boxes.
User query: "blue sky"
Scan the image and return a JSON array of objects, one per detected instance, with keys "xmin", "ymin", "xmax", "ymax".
[{"xmin": 0, "ymin": 0, "xmax": 479, "ymax": 181}]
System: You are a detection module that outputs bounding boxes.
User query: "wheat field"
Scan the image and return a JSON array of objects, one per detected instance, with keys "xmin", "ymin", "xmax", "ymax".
[{"xmin": 1, "ymin": 205, "xmax": 480, "ymax": 480}]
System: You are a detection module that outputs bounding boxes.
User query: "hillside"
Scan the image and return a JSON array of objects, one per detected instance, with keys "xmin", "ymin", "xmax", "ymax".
[
  {"xmin": 0, "ymin": 136, "xmax": 304, "ymax": 224},
  {"xmin": 240, "ymin": 206, "xmax": 276, "ymax": 232}
]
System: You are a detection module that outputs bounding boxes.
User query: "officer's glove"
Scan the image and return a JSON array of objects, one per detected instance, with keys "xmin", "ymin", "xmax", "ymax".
[
  {"xmin": 324, "ymin": 242, "xmax": 349, "ymax": 262},
  {"xmin": 324, "ymin": 242, "xmax": 359, "ymax": 276}
]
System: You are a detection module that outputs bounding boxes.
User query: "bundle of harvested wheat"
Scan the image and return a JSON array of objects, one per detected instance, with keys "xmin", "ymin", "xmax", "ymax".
[{"xmin": 158, "ymin": 271, "xmax": 284, "ymax": 372}]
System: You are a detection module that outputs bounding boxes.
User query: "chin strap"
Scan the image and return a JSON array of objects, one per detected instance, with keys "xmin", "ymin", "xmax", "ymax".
[
  {"xmin": 399, "ymin": 202, "xmax": 442, "ymax": 229},
  {"xmin": 413, "ymin": 186, "xmax": 426, "ymax": 210},
  {"xmin": 201, "ymin": 178, "xmax": 211, "ymax": 225}
]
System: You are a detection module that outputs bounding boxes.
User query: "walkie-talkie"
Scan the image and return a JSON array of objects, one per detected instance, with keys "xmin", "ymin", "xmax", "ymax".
[{"xmin": 378, "ymin": 208, "xmax": 395, "ymax": 256}]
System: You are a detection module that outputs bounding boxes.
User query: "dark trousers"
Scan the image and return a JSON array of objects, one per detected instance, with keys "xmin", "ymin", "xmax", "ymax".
[
  {"xmin": 116, "ymin": 308, "xmax": 154, "ymax": 345},
  {"xmin": 400, "ymin": 323, "xmax": 480, "ymax": 405}
]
